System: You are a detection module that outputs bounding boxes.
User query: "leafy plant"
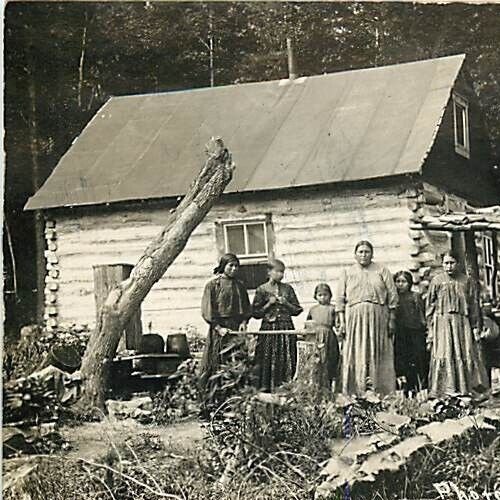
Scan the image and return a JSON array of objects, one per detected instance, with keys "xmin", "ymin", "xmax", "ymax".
[{"xmin": 151, "ymin": 358, "xmax": 200, "ymax": 424}]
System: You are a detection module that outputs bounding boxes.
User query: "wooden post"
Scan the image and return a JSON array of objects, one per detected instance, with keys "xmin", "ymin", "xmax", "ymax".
[{"xmin": 93, "ymin": 264, "xmax": 142, "ymax": 351}]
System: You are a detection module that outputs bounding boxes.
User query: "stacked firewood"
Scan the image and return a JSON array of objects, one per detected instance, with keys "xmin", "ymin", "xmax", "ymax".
[{"xmin": 3, "ymin": 376, "xmax": 61, "ymax": 426}]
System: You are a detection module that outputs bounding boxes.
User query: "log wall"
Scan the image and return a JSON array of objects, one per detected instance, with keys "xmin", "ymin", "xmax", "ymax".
[
  {"xmin": 408, "ymin": 182, "xmax": 498, "ymax": 298},
  {"xmin": 47, "ymin": 185, "xmax": 417, "ymax": 334}
]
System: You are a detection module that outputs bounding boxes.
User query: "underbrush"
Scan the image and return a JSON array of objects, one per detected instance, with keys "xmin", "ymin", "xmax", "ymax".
[
  {"xmin": 351, "ymin": 430, "xmax": 500, "ymax": 500},
  {"xmin": 3, "ymin": 324, "xmax": 90, "ymax": 381}
]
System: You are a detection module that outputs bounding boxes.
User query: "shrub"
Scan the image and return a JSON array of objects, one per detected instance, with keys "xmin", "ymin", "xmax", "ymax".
[{"xmin": 151, "ymin": 358, "xmax": 200, "ymax": 424}]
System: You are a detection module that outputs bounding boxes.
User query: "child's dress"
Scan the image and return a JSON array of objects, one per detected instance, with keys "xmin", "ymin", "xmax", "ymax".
[
  {"xmin": 307, "ymin": 304, "xmax": 340, "ymax": 389},
  {"xmin": 252, "ymin": 281, "xmax": 303, "ymax": 392},
  {"xmin": 394, "ymin": 290, "xmax": 429, "ymax": 392}
]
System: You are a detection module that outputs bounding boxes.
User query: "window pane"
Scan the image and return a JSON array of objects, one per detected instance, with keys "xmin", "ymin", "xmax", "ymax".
[
  {"xmin": 238, "ymin": 263, "xmax": 268, "ymax": 290},
  {"xmin": 455, "ymin": 104, "xmax": 465, "ymax": 146},
  {"xmin": 247, "ymin": 223, "xmax": 266, "ymax": 255},
  {"xmin": 226, "ymin": 225, "xmax": 246, "ymax": 255}
]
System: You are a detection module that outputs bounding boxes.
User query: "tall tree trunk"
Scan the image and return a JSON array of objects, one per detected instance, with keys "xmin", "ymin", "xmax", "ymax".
[
  {"xmin": 78, "ymin": 138, "xmax": 234, "ymax": 411},
  {"xmin": 27, "ymin": 63, "xmax": 45, "ymax": 324}
]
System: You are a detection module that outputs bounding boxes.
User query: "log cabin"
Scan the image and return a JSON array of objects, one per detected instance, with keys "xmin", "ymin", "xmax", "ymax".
[{"xmin": 25, "ymin": 54, "xmax": 500, "ymax": 338}]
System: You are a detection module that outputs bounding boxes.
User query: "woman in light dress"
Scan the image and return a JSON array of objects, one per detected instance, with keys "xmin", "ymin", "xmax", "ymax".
[{"xmin": 336, "ymin": 240, "xmax": 398, "ymax": 396}]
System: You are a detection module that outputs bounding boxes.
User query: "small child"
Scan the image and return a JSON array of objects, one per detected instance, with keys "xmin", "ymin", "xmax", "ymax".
[
  {"xmin": 306, "ymin": 283, "xmax": 340, "ymax": 391},
  {"xmin": 393, "ymin": 270, "xmax": 429, "ymax": 394},
  {"xmin": 479, "ymin": 300, "xmax": 500, "ymax": 388}
]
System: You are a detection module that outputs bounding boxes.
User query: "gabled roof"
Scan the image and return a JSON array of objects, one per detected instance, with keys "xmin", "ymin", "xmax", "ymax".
[{"xmin": 26, "ymin": 54, "xmax": 465, "ymax": 210}]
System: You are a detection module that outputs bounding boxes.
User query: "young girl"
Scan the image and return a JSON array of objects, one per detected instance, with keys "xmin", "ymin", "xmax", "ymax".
[
  {"xmin": 426, "ymin": 252, "xmax": 489, "ymax": 397},
  {"xmin": 306, "ymin": 283, "xmax": 340, "ymax": 390},
  {"xmin": 252, "ymin": 259, "xmax": 303, "ymax": 392},
  {"xmin": 199, "ymin": 253, "xmax": 251, "ymax": 395},
  {"xmin": 393, "ymin": 270, "xmax": 428, "ymax": 393}
]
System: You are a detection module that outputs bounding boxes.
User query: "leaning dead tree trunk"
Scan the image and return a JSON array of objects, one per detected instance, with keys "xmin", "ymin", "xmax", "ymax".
[{"xmin": 78, "ymin": 138, "xmax": 234, "ymax": 410}]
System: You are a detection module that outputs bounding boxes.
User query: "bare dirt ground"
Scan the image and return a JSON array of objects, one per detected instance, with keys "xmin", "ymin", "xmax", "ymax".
[{"xmin": 60, "ymin": 418, "xmax": 205, "ymax": 460}]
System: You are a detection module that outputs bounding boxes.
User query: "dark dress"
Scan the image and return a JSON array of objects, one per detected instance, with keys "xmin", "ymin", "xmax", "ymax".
[
  {"xmin": 394, "ymin": 291, "xmax": 429, "ymax": 392},
  {"xmin": 199, "ymin": 275, "xmax": 251, "ymax": 393},
  {"xmin": 307, "ymin": 304, "xmax": 340, "ymax": 388},
  {"xmin": 252, "ymin": 281, "xmax": 303, "ymax": 392}
]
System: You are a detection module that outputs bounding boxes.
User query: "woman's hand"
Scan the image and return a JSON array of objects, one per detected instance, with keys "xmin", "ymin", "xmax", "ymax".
[
  {"xmin": 238, "ymin": 321, "xmax": 248, "ymax": 333},
  {"xmin": 388, "ymin": 318, "xmax": 396, "ymax": 338},
  {"xmin": 264, "ymin": 295, "xmax": 277, "ymax": 309},
  {"xmin": 472, "ymin": 327, "xmax": 481, "ymax": 342},
  {"xmin": 426, "ymin": 335, "xmax": 433, "ymax": 352},
  {"xmin": 215, "ymin": 325, "xmax": 229, "ymax": 337},
  {"xmin": 337, "ymin": 314, "xmax": 346, "ymax": 338}
]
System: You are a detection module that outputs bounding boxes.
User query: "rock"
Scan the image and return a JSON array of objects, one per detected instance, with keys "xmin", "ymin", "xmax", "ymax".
[
  {"xmin": 374, "ymin": 412, "xmax": 411, "ymax": 434},
  {"xmin": 254, "ymin": 392, "xmax": 287, "ymax": 406},
  {"xmin": 417, "ymin": 415, "xmax": 494, "ymax": 445},
  {"xmin": 3, "ymin": 456, "xmax": 43, "ymax": 497},
  {"xmin": 3, "ymin": 428, "xmax": 32, "ymax": 458},
  {"xmin": 482, "ymin": 409, "xmax": 500, "ymax": 428},
  {"xmin": 357, "ymin": 434, "xmax": 430, "ymax": 479},
  {"xmin": 106, "ymin": 396, "xmax": 153, "ymax": 419}
]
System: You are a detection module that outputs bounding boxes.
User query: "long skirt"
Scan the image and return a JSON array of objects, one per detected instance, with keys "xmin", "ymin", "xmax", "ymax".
[
  {"xmin": 317, "ymin": 326, "xmax": 340, "ymax": 388},
  {"xmin": 429, "ymin": 313, "xmax": 489, "ymax": 397},
  {"xmin": 254, "ymin": 316, "xmax": 297, "ymax": 392},
  {"xmin": 394, "ymin": 326, "xmax": 429, "ymax": 392},
  {"xmin": 342, "ymin": 302, "xmax": 395, "ymax": 396},
  {"xmin": 199, "ymin": 318, "xmax": 243, "ymax": 396}
]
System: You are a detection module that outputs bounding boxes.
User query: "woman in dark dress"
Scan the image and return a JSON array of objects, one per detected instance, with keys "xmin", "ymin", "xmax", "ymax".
[
  {"xmin": 252, "ymin": 259, "xmax": 303, "ymax": 392},
  {"xmin": 393, "ymin": 270, "xmax": 429, "ymax": 393},
  {"xmin": 199, "ymin": 254, "xmax": 251, "ymax": 395}
]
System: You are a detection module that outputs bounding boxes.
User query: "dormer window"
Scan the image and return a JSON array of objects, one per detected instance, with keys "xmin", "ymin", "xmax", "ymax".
[{"xmin": 453, "ymin": 93, "xmax": 470, "ymax": 158}]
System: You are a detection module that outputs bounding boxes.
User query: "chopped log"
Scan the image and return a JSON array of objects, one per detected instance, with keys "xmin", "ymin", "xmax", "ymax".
[{"xmin": 78, "ymin": 138, "xmax": 235, "ymax": 410}]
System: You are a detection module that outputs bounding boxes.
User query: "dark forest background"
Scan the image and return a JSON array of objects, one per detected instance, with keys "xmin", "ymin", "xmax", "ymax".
[{"xmin": 4, "ymin": 1, "xmax": 500, "ymax": 333}]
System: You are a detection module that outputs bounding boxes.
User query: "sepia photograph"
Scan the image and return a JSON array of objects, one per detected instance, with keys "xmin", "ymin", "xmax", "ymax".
[{"xmin": 3, "ymin": 1, "xmax": 500, "ymax": 498}]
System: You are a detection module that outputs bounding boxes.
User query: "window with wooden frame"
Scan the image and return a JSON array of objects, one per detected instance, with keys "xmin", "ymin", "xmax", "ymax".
[
  {"xmin": 481, "ymin": 232, "xmax": 497, "ymax": 299},
  {"xmin": 453, "ymin": 93, "xmax": 470, "ymax": 159},
  {"xmin": 215, "ymin": 215, "xmax": 273, "ymax": 290}
]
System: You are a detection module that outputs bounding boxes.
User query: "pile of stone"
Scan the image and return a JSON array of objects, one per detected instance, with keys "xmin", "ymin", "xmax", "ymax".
[{"xmin": 106, "ymin": 395, "xmax": 154, "ymax": 424}]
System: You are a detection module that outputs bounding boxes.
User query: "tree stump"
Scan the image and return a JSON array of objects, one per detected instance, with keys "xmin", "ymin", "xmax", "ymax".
[
  {"xmin": 295, "ymin": 335, "xmax": 330, "ymax": 393},
  {"xmin": 93, "ymin": 264, "xmax": 142, "ymax": 351}
]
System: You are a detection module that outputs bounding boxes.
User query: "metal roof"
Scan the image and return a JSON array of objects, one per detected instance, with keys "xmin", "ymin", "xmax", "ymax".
[{"xmin": 25, "ymin": 54, "xmax": 465, "ymax": 210}]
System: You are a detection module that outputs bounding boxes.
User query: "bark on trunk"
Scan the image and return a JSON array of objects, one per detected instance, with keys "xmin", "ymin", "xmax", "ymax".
[
  {"xmin": 294, "ymin": 337, "xmax": 330, "ymax": 394},
  {"xmin": 78, "ymin": 138, "xmax": 234, "ymax": 410}
]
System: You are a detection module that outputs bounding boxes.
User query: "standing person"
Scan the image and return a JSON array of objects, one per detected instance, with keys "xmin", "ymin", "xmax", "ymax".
[
  {"xmin": 199, "ymin": 253, "xmax": 251, "ymax": 395},
  {"xmin": 393, "ymin": 270, "xmax": 429, "ymax": 394},
  {"xmin": 426, "ymin": 252, "xmax": 489, "ymax": 397},
  {"xmin": 306, "ymin": 283, "xmax": 340, "ymax": 390},
  {"xmin": 336, "ymin": 241, "xmax": 398, "ymax": 396},
  {"xmin": 252, "ymin": 259, "xmax": 303, "ymax": 392},
  {"xmin": 479, "ymin": 300, "xmax": 500, "ymax": 388}
]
